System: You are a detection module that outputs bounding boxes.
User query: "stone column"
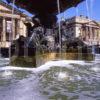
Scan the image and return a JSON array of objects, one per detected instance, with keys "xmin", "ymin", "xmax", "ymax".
[
  {"xmin": 89, "ymin": 27, "xmax": 92, "ymax": 40},
  {"xmin": 92, "ymin": 28, "xmax": 94, "ymax": 39},
  {"xmin": 82, "ymin": 27, "xmax": 85, "ymax": 40},
  {"xmin": 2, "ymin": 17, "xmax": 6, "ymax": 42},
  {"xmin": 92, "ymin": 28, "xmax": 94, "ymax": 40},
  {"xmin": 86, "ymin": 26, "xmax": 89, "ymax": 40},
  {"xmin": 17, "ymin": 19, "xmax": 20, "ymax": 36},
  {"xmin": 84, "ymin": 26, "xmax": 87, "ymax": 40},
  {"xmin": 97, "ymin": 29, "xmax": 99, "ymax": 39},
  {"xmin": 96, "ymin": 29, "xmax": 99, "ymax": 44},
  {"xmin": 12, "ymin": 18, "xmax": 15, "ymax": 40},
  {"xmin": 94, "ymin": 29, "xmax": 96, "ymax": 39}
]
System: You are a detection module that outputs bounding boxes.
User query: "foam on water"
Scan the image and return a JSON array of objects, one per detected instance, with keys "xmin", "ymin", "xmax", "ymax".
[
  {"xmin": 58, "ymin": 72, "xmax": 69, "ymax": 80},
  {"xmin": 1, "ymin": 71, "xmax": 13, "ymax": 78},
  {"xmin": 0, "ymin": 60, "xmax": 93, "ymax": 73},
  {"xmin": 91, "ymin": 67, "xmax": 100, "ymax": 72},
  {"xmin": 0, "ymin": 66, "xmax": 35, "ymax": 72},
  {"xmin": 0, "ymin": 58, "xmax": 100, "ymax": 100},
  {"xmin": 35, "ymin": 60, "xmax": 92, "ymax": 73}
]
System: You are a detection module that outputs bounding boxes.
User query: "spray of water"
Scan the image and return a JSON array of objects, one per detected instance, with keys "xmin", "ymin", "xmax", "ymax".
[
  {"xmin": 86, "ymin": 0, "xmax": 96, "ymax": 54},
  {"xmin": 75, "ymin": 6, "xmax": 83, "ymax": 59},
  {"xmin": 86, "ymin": 0, "xmax": 92, "ymax": 45},
  {"xmin": 90, "ymin": 0, "xmax": 95, "ymax": 49},
  {"xmin": 76, "ymin": 7, "xmax": 79, "ymax": 17},
  {"xmin": 9, "ymin": 0, "xmax": 16, "ymax": 63},
  {"xmin": 86, "ymin": 0, "xmax": 91, "ymax": 19},
  {"xmin": 90, "ymin": 0, "xmax": 94, "ymax": 19},
  {"xmin": 57, "ymin": 0, "xmax": 62, "ymax": 54},
  {"xmin": 61, "ymin": 11, "xmax": 65, "ymax": 21},
  {"xmin": 28, "ymin": 31, "xmax": 36, "ymax": 44}
]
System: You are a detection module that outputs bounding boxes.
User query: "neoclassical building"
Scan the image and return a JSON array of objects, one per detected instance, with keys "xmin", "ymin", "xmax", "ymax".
[
  {"xmin": 63, "ymin": 16, "xmax": 100, "ymax": 46},
  {"xmin": 0, "ymin": 1, "xmax": 27, "ymax": 48}
]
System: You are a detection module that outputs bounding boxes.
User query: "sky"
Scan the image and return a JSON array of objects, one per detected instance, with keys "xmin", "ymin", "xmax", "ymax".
[
  {"xmin": 58, "ymin": 0, "xmax": 100, "ymax": 22},
  {"xmin": 2, "ymin": 0, "xmax": 100, "ymax": 22}
]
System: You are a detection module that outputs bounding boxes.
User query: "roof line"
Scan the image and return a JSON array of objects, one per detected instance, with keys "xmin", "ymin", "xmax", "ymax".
[{"xmin": 0, "ymin": 0, "xmax": 28, "ymax": 17}]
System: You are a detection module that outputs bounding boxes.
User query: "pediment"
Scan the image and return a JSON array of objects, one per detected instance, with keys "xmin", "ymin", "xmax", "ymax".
[
  {"xmin": 89, "ymin": 21, "xmax": 97, "ymax": 25},
  {"xmin": 0, "ymin": 1, "xmax": 27, "ymax": 17},
  {"xmin": 89, "ymin": 21, "xmax": 100, "ymax": 27},
  {"xmin": 83, "ymin": 20, "xmax": 100, "ymax": 27},
  {"xmin": 0, "ymin": 2, "xmax": 11, "ymax": 12}
]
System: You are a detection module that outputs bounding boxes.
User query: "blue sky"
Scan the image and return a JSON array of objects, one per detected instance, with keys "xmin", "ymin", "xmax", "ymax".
[
  {"xmin": 58, "ymin": 0, "xmax": 100, "ymax": 21},
  {"xmin": 2, "ymin": 0, "xmax": 100, "ymax": 21}
]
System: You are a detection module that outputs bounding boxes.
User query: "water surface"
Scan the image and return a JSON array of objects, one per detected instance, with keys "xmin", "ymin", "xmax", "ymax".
[{"xmin": 0, "ymin": 55, "xmax": 100, "ymax": 100}]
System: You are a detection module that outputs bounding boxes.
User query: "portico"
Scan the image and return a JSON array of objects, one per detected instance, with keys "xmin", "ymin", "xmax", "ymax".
[{"xmin": 0, "ymin": 1, "xmax": 27, "ymax": 48}]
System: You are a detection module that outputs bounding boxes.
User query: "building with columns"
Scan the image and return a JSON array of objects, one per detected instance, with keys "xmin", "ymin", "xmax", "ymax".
[
  {"xmin": 0, "ymin": 1, "xmax": 27, "ymax": 48},
  {"xmin": 62, "ymin": 16, "xmax": 100, "ymax": 46}
]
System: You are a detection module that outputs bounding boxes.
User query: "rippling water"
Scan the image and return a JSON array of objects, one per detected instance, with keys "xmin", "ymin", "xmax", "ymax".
[{"xmin": 0, "ymin": 55, "xmax": 100, "ymax": 100}]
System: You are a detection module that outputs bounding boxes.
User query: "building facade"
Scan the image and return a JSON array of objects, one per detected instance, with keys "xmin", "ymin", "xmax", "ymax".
[
  {"xmin": 0, "ymin": 1, "xmax": 27, "ymax": 48},
  {"xmin": 63, "ymin": 16, "xmax": 100, "ymax": 46}
]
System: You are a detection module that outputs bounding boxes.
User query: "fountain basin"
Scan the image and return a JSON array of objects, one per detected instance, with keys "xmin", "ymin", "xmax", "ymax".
[
  {"xmin": 0, "ymin": 59, "xmax": 100, "ymax": 100},
  {"xmin": 10, "ymin": 52, "xmax": 94, "ymax": 67}
]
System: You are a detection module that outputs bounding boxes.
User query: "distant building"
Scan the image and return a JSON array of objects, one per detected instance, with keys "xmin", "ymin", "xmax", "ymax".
[
  {"xmin": 61, "ymin": 16, "xmax": 100, "ymax": 46},
  {"xmin": 0, "ymin": 1, "xmax": 28, "ymax": 48}
]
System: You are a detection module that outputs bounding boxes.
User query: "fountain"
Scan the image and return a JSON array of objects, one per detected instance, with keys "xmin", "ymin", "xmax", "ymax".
[
  {"xmin": 5, "ymin": 0, "xmax": 86, "ymax": 67},
  {"xmin": 0, "ymin": 0, "xmax": 100, "ymax": 100}
]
